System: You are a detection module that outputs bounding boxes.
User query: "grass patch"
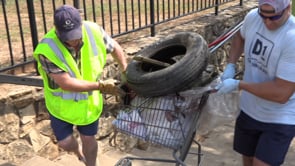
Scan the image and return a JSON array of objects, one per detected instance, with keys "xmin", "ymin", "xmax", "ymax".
[{"xmin": 293, "ymin": 2, "xmax": 295, "ymax": 15}]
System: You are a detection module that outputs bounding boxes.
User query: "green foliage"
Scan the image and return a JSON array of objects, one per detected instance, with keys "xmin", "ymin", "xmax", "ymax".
[{"xmin": 293, "ymin": 2, "xmax": 295, "ymax": 15}]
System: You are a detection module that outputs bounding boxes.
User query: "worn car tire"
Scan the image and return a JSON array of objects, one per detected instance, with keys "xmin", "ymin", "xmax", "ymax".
[{"xmin": 126, "ymin": 32, "xmax": 209, "ymax": 97}]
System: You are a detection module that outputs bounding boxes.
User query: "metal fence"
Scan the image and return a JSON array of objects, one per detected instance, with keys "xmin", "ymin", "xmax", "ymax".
[{"xmin": 0, "ymin": 0, "xmax": 241, "ymax": 73}]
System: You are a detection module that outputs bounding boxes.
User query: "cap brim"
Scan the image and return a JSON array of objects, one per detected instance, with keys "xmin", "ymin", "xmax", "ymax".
[{"xmin": 58, "ymin": 26, "xmax": 82, "ymax": 42}]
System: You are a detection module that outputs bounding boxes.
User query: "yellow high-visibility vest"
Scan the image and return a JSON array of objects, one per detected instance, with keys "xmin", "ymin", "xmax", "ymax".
[{"xmin": 34, "ymin": 21, "xmax": 107, "ymax": 125}]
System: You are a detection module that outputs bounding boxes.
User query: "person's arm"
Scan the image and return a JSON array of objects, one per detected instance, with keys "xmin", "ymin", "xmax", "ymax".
[
  {"xmin": 39, "ymin": 54, "xmax": 99, "ymax": 92},
  {"xmin": 49, "ymin": 72, "xmax": 123, "ymax": 95},
  {"xmin": 111, "ymin": 40, "xmax": 128, "ymax": 72},
  {"xmin": 228, "ymin": 30, "xmax": 244, "ymax": 64},
  {"xmin": 217, "ymin": 32, "xmax": 295, "ymax": 103},
  {"xmin": 237, "ymin": 28, "xmax": 295, "ymax": 103},
  {"xmin": 99, "ymin": 26, "xmax": 128, "ymax": 72},
  {"xmin": 49, "ymin": 72, "xmax": 99, "ymax": 92},
  {"xmin": 239, "ymin": 78, "xmax": 295, "ymax": 104},
  {"xmin": 220, "ymin": 31, "xmax": 245, "ymax": 81}
]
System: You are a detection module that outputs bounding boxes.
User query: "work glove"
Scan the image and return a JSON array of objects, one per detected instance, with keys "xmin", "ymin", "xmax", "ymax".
[
  {"xmin": 98, "ymin": 79, "xmax": 125, "ymax": 96},
  {"xmin": 119, "ymin": 71, "xmax": 138, "ymax": 105},
  {"xmin": 215, "ymin": 78, "xmax": 240, "ymax": 95},
  {"xmin": 221, "ymin": 63, "xmax": 236, "ymax": 81},
  {"xmin": 120, "ymin": 71, "xmax": 127, "ymax": 84}
]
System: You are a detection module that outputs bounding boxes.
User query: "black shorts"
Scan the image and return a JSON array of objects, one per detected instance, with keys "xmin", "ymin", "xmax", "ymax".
[
  {"xmin": 234, "ymin": 111, "xmax": 295, "ymax": 166},
  {"xmin": 50, "ymin": 115, "xmax": 99, "ymax": 141}
]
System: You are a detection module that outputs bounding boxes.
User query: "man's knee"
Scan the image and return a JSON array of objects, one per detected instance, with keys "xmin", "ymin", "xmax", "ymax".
[{"xmin": 58, "ymin": 135, "xmax": 76, "ymax": 149}]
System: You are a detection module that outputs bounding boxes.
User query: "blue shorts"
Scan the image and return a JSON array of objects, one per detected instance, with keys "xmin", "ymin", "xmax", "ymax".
[
  {"xmin": 234, "ymin": 111, "xmax": 295, "ymax": 166},
  {"xmin": 50, "ymin": 115, "xmax": 99, "ymax": 141}
]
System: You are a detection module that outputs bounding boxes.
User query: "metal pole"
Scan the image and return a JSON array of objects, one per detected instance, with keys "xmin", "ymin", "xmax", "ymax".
[
  {"xmin": 215, "ymin": 0, "xmax": 219, "ymax": 16},
  {"xmin": 2, "ymin": 0, "xmax": 13, "ymax": 65},
  {"xmin": 73, "ymin": 0, "xmax": 80, "ymax": 9},
  {"xmin": 150, "ymin": 0, "xmax": 155, "ymax": 36},
  {"xmin": 26, "ymin": 0, "xmax": 38, "ymax": 49},
  {"xmin": 26, "ymin": 0, "xmax": 39, "ymax": 75}
]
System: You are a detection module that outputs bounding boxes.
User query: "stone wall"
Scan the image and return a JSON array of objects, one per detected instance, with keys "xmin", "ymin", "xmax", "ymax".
[{"xmin": 0, "ymin": 0, "xmax": 257, "ymax": 165}]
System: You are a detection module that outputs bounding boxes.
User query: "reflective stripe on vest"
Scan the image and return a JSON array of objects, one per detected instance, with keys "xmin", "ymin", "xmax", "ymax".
[
  {"xmin": 40, "ymin": 23, "xmax": 98, "ymax": 101},
  {"xmin": 52, "ymin": 91, "xmax": 93, "ymax": 101},
  {"xmin": 84, "ymin": 23, "xmax": 98, "ymax": 56},
  {"xmin": 40, "ymin": 38, "xmax": 76, "ymax": 78}
]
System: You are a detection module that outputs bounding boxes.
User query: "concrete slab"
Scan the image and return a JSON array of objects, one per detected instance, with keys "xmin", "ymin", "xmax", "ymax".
[
  {"xmin": 20, "ymin": 156, "xmax": 61, "ymax": 166},
  {"xmin": 53, "ymin": 154, "xmax": 84, "ymax": 166}
]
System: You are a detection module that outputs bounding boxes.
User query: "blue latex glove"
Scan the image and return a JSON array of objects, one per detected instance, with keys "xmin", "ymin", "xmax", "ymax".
[
  {"xmin": 221, "ymin": 63, "xmax": 236, "ymax": 81},
  {"xmin": 215, "ymin": 78, "xmax": 240, "ymax": 95}
]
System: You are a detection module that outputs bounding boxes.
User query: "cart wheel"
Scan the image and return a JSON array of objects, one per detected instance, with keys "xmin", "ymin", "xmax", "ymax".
[{"xmin": 115, "ymin": 158, "xmax": 132, "ymax": 166}]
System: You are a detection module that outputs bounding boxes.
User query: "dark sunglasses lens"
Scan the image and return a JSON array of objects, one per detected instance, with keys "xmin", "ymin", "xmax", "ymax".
[
  {"xmin": 268, "ymin": 15, "xmax": 281, "ymax": 20},
  {"xmin": 258, "ymin": 9, "xmax": 284, "ymax": 21}
]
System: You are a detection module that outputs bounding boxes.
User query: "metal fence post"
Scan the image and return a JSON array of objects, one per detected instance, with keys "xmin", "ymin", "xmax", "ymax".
[
  {"xmin": 26, "ymin": 0, "xmax": 38, "ymax": 49},
  {"xmin": 1, "ymin": 0, "xmax": 6, "ymax": 5},
  {"xmin": 26, "ymin": 0, "xmax": 39, "ymax": 74},
  {"xmin": 150, "ymin": 0, "xmax": 155, "ymax": 36},
  {"xmin": 215, "ymin": 0, "xmax": 219, "ymax": 15},
  {"xmin": 73, "ymin": 0, "xmax": 80, "ymax": 9},
  {"xmin": 240, "ymin": 0, "xmax": 243, "ymax": 6}
]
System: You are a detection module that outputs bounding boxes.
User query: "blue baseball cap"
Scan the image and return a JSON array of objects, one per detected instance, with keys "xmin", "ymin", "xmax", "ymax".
[
  {"xmin": 54, "ymin": 5, "xmax": 82, "ymax": 42},
  {"xmin": 259, "ymin": 0, "xmax": 290, "ymax": 13}
]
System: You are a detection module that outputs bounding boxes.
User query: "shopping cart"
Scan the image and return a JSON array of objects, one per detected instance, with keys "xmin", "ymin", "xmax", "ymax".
[
  {"xmin": 113, "ymin": 90, "xmax": 212, "ymax": 166},
  {"xmin": 111, "ymin": 20, "xmax": 244, "ymax": 166}
]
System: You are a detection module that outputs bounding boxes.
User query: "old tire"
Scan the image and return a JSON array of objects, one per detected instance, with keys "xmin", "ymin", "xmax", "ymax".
[{"xmin": 126, "ymin": 32, "xmax": 209, "ymax": 97}]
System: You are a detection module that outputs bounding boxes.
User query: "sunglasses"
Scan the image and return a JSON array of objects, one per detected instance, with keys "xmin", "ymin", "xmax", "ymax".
[{"xmin": 258, "ymin": 9, "xmax": 285, "ymax": 21}]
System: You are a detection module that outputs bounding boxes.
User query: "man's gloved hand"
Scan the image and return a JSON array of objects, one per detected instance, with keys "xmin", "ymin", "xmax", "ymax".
[
  {"xmin": 215, "ymin": 78, "xmax": 240, "ymax": 95},
  {"xmin": 120, "ymin": 71, "xmax": 127, "ymax": 84},
  {"xmin": 221, "ymin": 63, "xmax": 236, "ymax": 81},
  {"xmin": 98, "ymin": 79, "xmax": 125, "ymax": 96}
]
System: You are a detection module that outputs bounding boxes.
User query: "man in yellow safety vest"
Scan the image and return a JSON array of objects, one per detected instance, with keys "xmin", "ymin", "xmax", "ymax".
[{"xmin": 34, "ymin": 4, "xmax": 128, "ymax": 166}]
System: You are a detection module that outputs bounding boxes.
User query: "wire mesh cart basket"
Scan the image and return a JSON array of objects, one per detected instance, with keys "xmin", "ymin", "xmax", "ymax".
[{"xmin": 113, "ymin": 90, "xmax": 210, "ymax": 166}]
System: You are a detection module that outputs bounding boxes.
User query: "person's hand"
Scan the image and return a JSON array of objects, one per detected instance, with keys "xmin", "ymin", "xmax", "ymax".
[
  {"xmin": 215, "ymin": 78, "xmax": 240, "ymax": 95},
  {"xmin": 98, "ymin": 79, "xmax": 125, "ymax": 96},
  {"xmin": 120, "ymin": 70, "xmax": 127, "ymax": 84},
  {"xmin": 221, "ymin": 63, "xmax": 236, "ymax": 81}
]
